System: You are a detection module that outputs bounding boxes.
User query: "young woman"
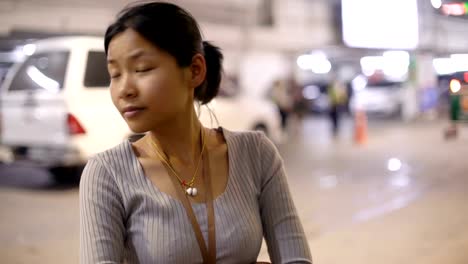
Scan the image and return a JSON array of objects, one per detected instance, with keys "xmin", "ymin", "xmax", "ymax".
[{"xmin": 79, "ymin": 2, "xmax": 312, "ymax": 263}]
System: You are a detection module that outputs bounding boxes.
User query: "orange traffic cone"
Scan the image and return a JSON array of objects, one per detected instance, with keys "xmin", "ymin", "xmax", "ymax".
[{"xmin": 354, "ymin": 110, "xmax": 368, "ymax": 145}]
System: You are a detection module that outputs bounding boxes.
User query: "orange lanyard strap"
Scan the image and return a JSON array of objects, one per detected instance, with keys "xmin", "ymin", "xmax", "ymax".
[
  {"xmin": 204, "ymin": 150, "xmax": 216, "ymax": 262},
  {"xmin": 164, "ymin": 150, "xmax": 216, "ymax": 263}
]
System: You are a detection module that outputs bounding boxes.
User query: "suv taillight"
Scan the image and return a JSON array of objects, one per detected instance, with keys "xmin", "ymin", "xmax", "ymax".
[{"xmin": 67, "ymin": 113, "xmax": 86, "ymax": 135}]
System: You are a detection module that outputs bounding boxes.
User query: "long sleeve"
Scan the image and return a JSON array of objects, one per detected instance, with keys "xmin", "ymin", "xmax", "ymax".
[
  {"xmin": 79, "ymin": 156, "xmax": 126, "ymax": 264},
  {"xmin": 257, "ymin": 133, "xmax": 312, "ymax": 264}
]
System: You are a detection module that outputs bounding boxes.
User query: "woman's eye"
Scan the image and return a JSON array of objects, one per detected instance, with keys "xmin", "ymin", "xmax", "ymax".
[
  {"xmin": 110, "ymin": 73, "xmax": 121, "ymax": 79},
  {"xmin": 135, "ymin": 68, "xmax": 153, "ymax": 73}
]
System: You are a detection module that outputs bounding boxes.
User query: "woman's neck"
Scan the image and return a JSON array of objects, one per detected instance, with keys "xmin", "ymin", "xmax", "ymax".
[{"xmin": 147, "ymin": 106, "xmax": 204, "ymax": 167}]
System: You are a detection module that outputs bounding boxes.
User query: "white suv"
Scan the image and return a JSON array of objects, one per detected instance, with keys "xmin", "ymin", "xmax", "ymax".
[{"xmin": 0, "ymin": 36, "xmax": 281, "ymax": 182}]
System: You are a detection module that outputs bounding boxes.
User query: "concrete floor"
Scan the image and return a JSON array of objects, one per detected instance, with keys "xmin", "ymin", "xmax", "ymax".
[{"xmin": 1, "ymin": 116, "xmax": 467, "ymax": 263}]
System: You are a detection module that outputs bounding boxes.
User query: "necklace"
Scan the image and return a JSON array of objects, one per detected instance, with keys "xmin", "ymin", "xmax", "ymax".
[{"xmin": 148, "ymin": 128, "xmax": 206, "ymax": 197}]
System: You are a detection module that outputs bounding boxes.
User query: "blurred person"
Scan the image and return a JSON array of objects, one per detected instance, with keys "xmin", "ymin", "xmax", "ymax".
[
  {"xmin": 289, "ymin": 77, "xmax": 308, "ymax": 136},
  {"xmin": 345, "ymin": 80, "xmax": 354, "ymax": 115},
  {"xmin": 327, "ymin": 74, "xmax": 348, "ymax": 137},
  {"xmin": 79, "ymin": 2, "xmax": 312, "ymax": 264},
  {"xmin": 270, "ymin": 79, "xmax": 294, "ymax": 132},
  {"xmin": 445, "ymin": 92, "xmax": 460, "ymax": 139}
]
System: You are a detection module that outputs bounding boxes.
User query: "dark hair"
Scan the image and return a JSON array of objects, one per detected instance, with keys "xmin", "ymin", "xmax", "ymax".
[{"xmin": 104, "ymin": 2, "xmax": 223, "ymax": 105}]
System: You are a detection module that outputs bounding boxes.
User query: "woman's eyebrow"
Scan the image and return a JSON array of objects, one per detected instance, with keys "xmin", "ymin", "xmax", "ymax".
[{"xmin": 107, "ymin": 49, "xmax": 151, "ymax": 64}]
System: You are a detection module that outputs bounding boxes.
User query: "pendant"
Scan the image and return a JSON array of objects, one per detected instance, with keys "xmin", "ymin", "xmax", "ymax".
[{"xmin": 186, "ymin": 187, "xmax": 198, "ymax": 197}]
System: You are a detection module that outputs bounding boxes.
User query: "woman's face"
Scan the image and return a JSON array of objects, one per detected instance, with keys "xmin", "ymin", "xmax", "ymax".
[{"xmin": 107, "ymin": 29, "xmax": 193, "ymax": 133}]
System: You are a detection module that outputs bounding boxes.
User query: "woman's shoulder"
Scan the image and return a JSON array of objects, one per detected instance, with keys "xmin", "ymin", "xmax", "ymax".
[
  {"xmin": 220, "ymin": 128, "xmax": 273, "ymax": 145},
  {"xmin": 85, "ymin": 140, "xmax": 134, "ymax": 176},
  {"xmin": 220, "ymin": 128, "xmax": 282, "ymax": 187},
  {"xmin": 222, "ymin": 127, "xmax": 275, "ymax": 152},
  {"xmin": 92, "ymin": 140, "xmax": 132, "ymax": 162}
]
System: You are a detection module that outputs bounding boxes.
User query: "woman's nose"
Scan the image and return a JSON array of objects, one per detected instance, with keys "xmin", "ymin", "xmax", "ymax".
[{"xmin": 119, "ymin": 75, "xmax": 138, "ymax": 99}]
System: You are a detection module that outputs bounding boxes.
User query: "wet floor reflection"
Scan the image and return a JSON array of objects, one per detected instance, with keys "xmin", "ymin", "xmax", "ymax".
[{"xmin": 276, "ymin": 117, "xmax": 463, "ymax": 238}]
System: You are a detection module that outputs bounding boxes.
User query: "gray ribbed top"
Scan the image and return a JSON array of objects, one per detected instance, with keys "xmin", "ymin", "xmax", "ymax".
[{"xmin": 79, "ymin": 128, "xmax": 312, "ymax": 263}]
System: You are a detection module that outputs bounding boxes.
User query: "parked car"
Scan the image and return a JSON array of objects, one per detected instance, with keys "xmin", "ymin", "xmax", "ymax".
[
  {"xmin": 349, "ymin": 77, "xmax": 404, "ymax": 117},
  {"xmin": 0, "ymin": 36, "xmax": 130, "ymax": 181},
  {"xmin": 199, "ymin": 76, "xmax": 282, "ymax": 143},
  {"xmin": 0, "ymin": 47, "xmax": 27, "ymax": 86},
  {"xmin": 0, "ymin": 36, "xmax": 281, "ymax": 182},
  {"xmin": 1, "ymin": 48, "xmax": 27, "ymax": 160},
  {"xmin": 0, "ymin": 63, "xmax": 13, "ymax": 87}
]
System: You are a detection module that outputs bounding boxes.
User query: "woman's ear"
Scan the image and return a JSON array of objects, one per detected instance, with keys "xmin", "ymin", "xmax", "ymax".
[{"xmin": 190, "ymin": 53, "xmax": 207, "ymax": 89}]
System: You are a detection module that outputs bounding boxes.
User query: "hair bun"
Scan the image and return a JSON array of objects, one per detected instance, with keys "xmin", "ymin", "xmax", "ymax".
[{"xmin": 195, "ymin": 41, "xmax": 223, "ymax": 105}]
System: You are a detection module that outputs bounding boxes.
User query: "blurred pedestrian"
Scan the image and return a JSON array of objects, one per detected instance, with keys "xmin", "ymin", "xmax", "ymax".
[
  {"xmin": 270, "ymin": 79, "xmax": 294, "ymax": 132},
  {"xmin": 289, "ymin": 78, "xmax": 308, "ymax": 136},
  {"xmin": 327, "ymin": 75, "xmax": 348, "ymax": 137},
  {"xmin": 79, "ymin": 2, "xmax": 312, "ymax": 264},
  {"xmin": 445, "ymin": 91, "xmax": 460, "ymax": 139}
]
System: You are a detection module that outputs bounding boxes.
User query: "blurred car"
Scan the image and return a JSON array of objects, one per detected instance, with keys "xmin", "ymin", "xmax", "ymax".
[
  {"xmin": 0, "ymin": 36, "xmax": 130, "ymax": 182},
  {"xmin": 199, "ymin": 76, "xmax": 282, "ymax": 144},
  {"xmin": 0, "ymin": 49, "xmax": 26, "ymax": 86},
  {"xmin": 0, "ymin": 36, "xmax": 281, "ymax": 182},
  {"xmin": 1, "ymin": 49, "xmax": 26, "ymax": 153},
  {"xmin": 350, "ymin": 77, "xmax": 404, "ymax": 117},
  {"xmin": 0, "ymin": 64, "xmax": 12, "ymax": 87}
]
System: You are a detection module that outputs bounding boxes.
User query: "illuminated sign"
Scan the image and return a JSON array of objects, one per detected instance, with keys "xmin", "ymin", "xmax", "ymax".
[
  {"xmin": 341, "ymin": 0, "xmax": 419, "ymax": 49},
  {"xmin": 441, "ymin": 2, "xmax": 468, "ymax": 16}
]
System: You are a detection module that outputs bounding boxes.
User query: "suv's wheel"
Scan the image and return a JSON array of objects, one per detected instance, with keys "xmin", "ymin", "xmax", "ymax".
[{"xmin": 50, "ymin": 165, "xmax": 84, "ymax": 185}]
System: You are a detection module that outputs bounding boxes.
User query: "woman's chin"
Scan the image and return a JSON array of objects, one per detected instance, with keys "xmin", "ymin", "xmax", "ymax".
[{"xmin": 127, "ymin": 123, "xmax": 150, "ymax": 134}]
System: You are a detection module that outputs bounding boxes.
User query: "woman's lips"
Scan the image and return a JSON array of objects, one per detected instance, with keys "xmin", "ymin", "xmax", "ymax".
[{"xmin": 122, "ymin": 107, "xmax": 145, "ymax": 119}]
